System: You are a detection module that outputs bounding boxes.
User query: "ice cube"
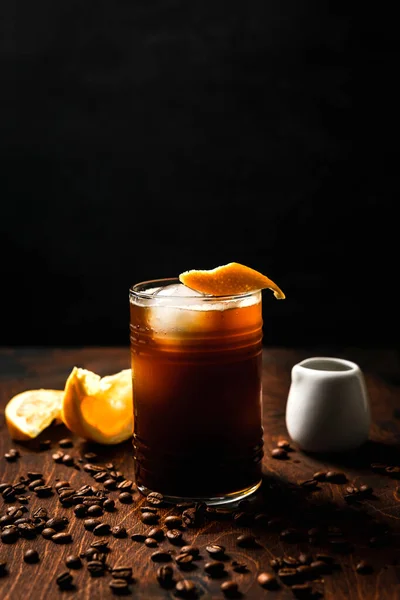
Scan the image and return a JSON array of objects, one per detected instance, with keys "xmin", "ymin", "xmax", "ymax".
[{"xmin": 155, "ymin": 284, "xmax": 203, "ymax": 298}]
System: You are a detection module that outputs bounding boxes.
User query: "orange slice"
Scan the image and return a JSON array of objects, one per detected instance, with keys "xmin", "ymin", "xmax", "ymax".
[
  {"xmin": 61, "ymin": 367, "xmax": 133, "ymax": 445},
  {"xmin": 5, "ymin": 389, "xmax": 64, "ymax": 441},
  {"xmin": 179, "ymin": 262, "xmax": 285, "ymax": 299}
]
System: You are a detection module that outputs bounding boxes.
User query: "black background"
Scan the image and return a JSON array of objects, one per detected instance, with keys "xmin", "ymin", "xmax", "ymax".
[{"xmin": 0, "ymin": 2, "xmax": 397, "ymax": 348}]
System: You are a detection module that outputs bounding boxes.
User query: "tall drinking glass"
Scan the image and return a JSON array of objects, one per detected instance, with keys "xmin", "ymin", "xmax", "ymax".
[{"xmin": 129, "ymin": 278, "xmax": 264, "ymax": 505}]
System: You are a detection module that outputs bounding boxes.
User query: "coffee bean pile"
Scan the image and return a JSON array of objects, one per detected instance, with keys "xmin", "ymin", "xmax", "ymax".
[{"xmin": 0, "ymin": 436, "xmax": 394, "ymax": 598}]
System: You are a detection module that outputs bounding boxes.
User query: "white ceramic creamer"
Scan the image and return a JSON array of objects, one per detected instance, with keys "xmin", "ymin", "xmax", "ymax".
[{"xmin": 285, "ymin": 357, "xmax": 371, "ymax": 453}]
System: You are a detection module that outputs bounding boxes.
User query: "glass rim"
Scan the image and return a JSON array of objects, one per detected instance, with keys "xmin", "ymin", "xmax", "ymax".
[{"xmin": 129, "ymin": 277, "xmax": 261, "ymax": 301}]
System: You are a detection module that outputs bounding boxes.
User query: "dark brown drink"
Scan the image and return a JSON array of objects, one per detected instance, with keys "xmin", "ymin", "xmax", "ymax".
[{"xmin": 129, "ymin": 279, "xmax": 263, "ymax": 505}]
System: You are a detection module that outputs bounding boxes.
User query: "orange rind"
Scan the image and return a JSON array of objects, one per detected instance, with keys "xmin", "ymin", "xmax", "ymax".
[
  {"xmin": 5, "ymin": 389, "xmax": 64, "ymax": 440},
  {"xmin": 179, "ymin": 262, "xmax": 285, "ymax": 299}
]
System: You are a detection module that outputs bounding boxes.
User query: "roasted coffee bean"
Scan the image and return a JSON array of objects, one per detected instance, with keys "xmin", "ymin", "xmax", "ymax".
[
  {"xmin": 33, "ymin": 518, "xmax": 46, "ymax": 533},
  {"xmin": 180, "ymin": 545, "xmax": 200, "ymax": 557},
  {"xmin": 87, "ymin": 505, "xmax": 103, "ymax": 517},
  {"xmin": 175, "ymin": 579, "xmax": 196, "ymax": 597},
  {"xmin": 267, "ymin": 517, "xmax": 286, "ymax": 531},
  {"xmin": 0, "ymin": 560, "xmax": 7, "ymax": 577},
  {"xmin": 144, "ymin": 537, "xmax": 158, "ymax": 547},
  {"xmin": 141, "ymin": 512, "xmax": 159, "ymax": 524},
  {"xmin": 157, "ymin": 565, "xmax": 174, "ymax": 587},
  {"xmin": 117, "ymin": 479, "xmax": 133, "ymax": 491},
  {"xmin": 52, "ymin": 532, "xmax": 72, "ymax": 544},
  {"xmin": 83, "ymin": 452, "xmax": 97, "ymax": 461},
  {"xmin": 56, "ymin": 571, "xmax": 73, "ymax": 589},
  {"xmin": 109, "ymin": 578, "xmax": 129, "ymax": 595},
  {"xmin": 46, "ymin": 517, "xmax": 69, "ymax": 531},
  {"xmin": 14, "ymin": 517, "xmax": 31, "ymax": 526},
  {"xmin": 103, "ymin": 498, "xmax": 115, "ymax": 511},
  {"xmin": 58, "ymin": 488, "xmax": 75, "ymax": 501},
  {"xmin": 297, "ymin": 565, "xmax": 315, "ymax": 578},
  {"xmin": 370, "ymin": 463, "xmax": 387, "ymax": 473},
  {"xmin": 39, "ymin": 439, "xmax": 51, "ymax": 450},
  {"xmin": 151, "ymin": 551, "xmax": 172, "ymax": 563},
  {"xmin": 87, "ymin": 560, "xmax": 105, "ymax": 576},
  {"xmin": 4, "ymin": 449, "xmax": 20, "ymax": 461},
  {"xmin": 6, "ymin": 505, "xmax": 26, "ymax": 518},
  {"xmin": 111, "ymin": 566, "xmax": 132, "ymax": 580},
  {"xmin": 283, "ymin": 555, "xmax": 299, "ymax": 567},
  {"xmin": 206, "ymin": 544, "xmax": 226, "ymax": 557},
  {"xmin": 2, "ymin": 488, "xmax": 16, "ymax": 502},
  {"xmin": 131, "ymin": 533, "xmax": 146, "ymax": 542},
  {"xmin": 59, "ymin": 438, "xmax": 73, "ymax": 448},
  {"xmin": 166, "ymin": 529, "xmax": 182, "ymax": 543},
  {"xmin": 299, "ymin": 553, "xmax": 313, "ymax": 565},
  {"xmin": 277, "ymin": 439, "xmax": 291, "ymax": 449},
  {"xmin": 90, "ymin": 538, "xmax": 110, "ymax": 551},
  {"xmin": 147, "ymin": 527, "xmax": 164, "ymax": 541},
  {"xmin": 26, "ymin": 472, "xmax": 41, "ymax": 482},
  {"xmin": 17, "ymin": 522, "xmax": 37, "ymax": 539},
  {"xmin": 104, "ymin": 479, "xmax": 117, "ymax": 490},
  {"xmin": 291, "ymin": 583, "xmax": 313, "ymax": 598},
  {"xmin": 84, "ymin": 518, "xmax": 101, "ymax": 531},
  {"xmin": 1, "ymin": 527, "xmax": 19, "ymax": 543},
  {"xmin": 66, "ymin": 555, "xmax": 82, "ymax": 569},
  {"xmin": 164, "ymin": 515, "xmax": 182, "ymax": 529},
  {"xmin": 42, "ymin": 527, "xmax": 56, "ymax": 539},
  {"xmin": 328, "ymin": 538, "xmax": 352, "ymax": 553},
  {"xmin": 257, "ymin": 572, "xmax": 279, "ymax": 589},
  {"xmin": 204, "ymin": 560, "xmax": 225, "ymax": 576},
  {"xmin": 236, "ymin": 533, "xmax": 258, "ymax": 547},
  {"xmin": 280, "ymin": 528, "xmax": 302, "ymax": 543},
  {"xmin": 0, "ymin": 515, "xmax": 14, "ymax": 526},
  {"xmin": 28, "ymin": 479, "xmax": 45, "ymax": 491},
  {"xmin": 109, "ymin": 470, "xmax": 124, "ymax": 481},
  {"xmin": 359, "ymin": 484, "xmax": 373, "ymax": 495},
  {"xmin": 93, "ymin": 523, "xmax": 111, "ymax": 536},
  {"xmin": 55, "ymin": 481, "xmax": 70, "ymax": 491},
  {"xmin": 231, "ymin": 561, "xmax": 249, "ymax": 573},
  {"xmin": 16, "ymin": 495, "xmax": 30, "ymax": 504},
  {"xmin": 24, "ymin": 549, "xmax": 39, "ymax": 564},
  {"xmin": 75, "ymin": 484, "xmax": 94, "ymax": 496},
  {"xmin": 270, "ymin": 558, "xmax": 283, "ymax": 571},
  {"xmin": 140, "ymin": 505, "xmax": 157, "ymax": 514},
  {"xmin": 52, "ymin": 452, "xmax": 64, "ymax": 463},
  {"xmin": 93, "ymin": 471, "xmax": 108, "ymax": 482},
  {"xmin": 182, "ymin": 508, "xmax": 197, "ymax": 527},
  {"xmin": 271, "ymin": 447, "xmax": 288, "ymax": 459},
  {"xmin": 12, "ymin": 483, "xmax": 26, "ymax": 494},
  {"xmin": 356, "ymin": 560, "xmax": 373, "ymax": 574},
  {"xmin": 325, "ymin": 471, "xmax": 347, "ymax": 483},
  {"xmin": 176, "ymin": 553, "xmax": 194, "ymax": 567},
  {"xmin": 118, "ymin": 492, "xmax": 133, "ymax": 504},
  {"xmin": 146, "ymin": 492, "xmax": 164, "ymax": 506},
  {"xmin": 220, "ymin": 581, "xmax": 239, "ymax": 597},
  {"xmin": 310, "ymin": 560, "xmax": 332, "ymax": 574},
  {"xmin": 277, "ymin": 567, "xmax": 299, "ymax": 584},
  {"xmin": 112, "ymin": 525, "xmax": 127, "ymax": 538},
  {"xmin": 315, "ymin": 553, "xmax": 335, "ymax": 564},
  {"xmin": 34, "ymin": 486, "xmax": 53, "ymax": 498},
  {"xmin": 61, "ymin": 455, "xmax": 74, "ymax": 466},
  {"xmin": 74, "ymin": 504, "xmax": 87, "ymax": 517},
  {"xmin": 300, "ymin": 479, "xmax": 319, "ymax": 490},
  {"xmin": 84, "ymin": 463, "xmax": 104, "ymax": 474},
  {"xmin": 254, "ymin": 513, "xmax": 268, "ymax": 527},
  {"xmin": 0, "ymin": 483, "xmax": 12, "ymax": 493},
  {"xmin": 233, "ymin": 511, "xmax": 253, "ymax": 526}
]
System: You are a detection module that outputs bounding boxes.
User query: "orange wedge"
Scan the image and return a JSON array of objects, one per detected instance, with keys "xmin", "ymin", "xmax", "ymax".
[
  {"xmin": 179, "ymin": 262, "xmax": 285, "ymax": 299},
  {"xmin": 5, "ymin": 389, "xmax": 64, "ymax": 441},
  {"xmin": 61, "ymin": 367, "xmax": 133, "ymax": 445}
]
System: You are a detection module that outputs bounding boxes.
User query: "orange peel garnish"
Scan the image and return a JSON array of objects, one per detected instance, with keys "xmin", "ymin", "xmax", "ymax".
[{"xmin": 179, "ymin": 262, "xmax": 285, "ymax": 299}]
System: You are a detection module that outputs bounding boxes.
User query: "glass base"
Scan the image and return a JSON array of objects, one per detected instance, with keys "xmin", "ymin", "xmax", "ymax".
[{"xmin": 136, "ymin": 479, "xmax": 262, "ymax": 507}]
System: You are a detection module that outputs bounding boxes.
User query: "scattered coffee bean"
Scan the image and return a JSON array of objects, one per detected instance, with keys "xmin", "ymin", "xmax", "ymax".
[
  {"xmin": 74, "ymin": 504, "xmax": 87, "ymax": 518},
  {"xmin": 1, "ymin": 527, "xmax": 19, "ymax": 543},
  {"xmin": 34, "ymin": 486, "xmax": 53, "ymax": 498},
  {"xmin": 84, "ymin": 518, "xmax": 101, "ymax": 531},
  {"xmin": 140, "ymin": 505, "xmax": 157, "ymax": 514},
  {"xmin": 166, "ymin": 529, "xmax": 182, "ymax": 543},
  {"xmin": 131, "ymin": 533, "xmax": 146, "ymax": 542},
  {"xmin": 39, "ymin": 439, "xmax": 52, "ymax": 450},
  {"xmin": 220, "ymin": 580, "xmax": 239, "ymax": 597},
  {"xmin": 206, "ymin": 544, "xmax": 225, "ymax": 557},
  {"xmin": 24, "ymin": 549, "xmax": 39, "ymax": 564},
  {"xmin": 204, "ymin": 560, "xmax": 225, "ymax": 576},
  {"xmin": 0, "ymin": 560, "xmax": 7, "ymax": 577},
  {"xmin": 175, "ymin": 579, "xmax": 196, "ymax": 597},
  {"xmin": 42, "ymin": 527, "xmax": 56, "ymax": 539},
  {"xmin": 59, "ymin": 438, "xmax": 73, "ymax": 448},
  {"xmin": 300, "ymin": 479, "xmax": 319, "ymax": 490},
  {"xmin": 292, "ymin": 583, "xmax": 313, "ymax": 598},
  {"xmin": 267, "ymin": 517, "xmax": 286, "ymax": 532},
  {"xmin": 180, "ymin": 546, "xmax": 200, "ymax": 557},
  {"xmin": 93, "ymin": 471, "xmax": 108, "ymax": 482},
  {"xmin": 315, "ymin": 553, "xmax": 335, "ymax": 564},
  {"xmin": 231, "ymin": 560, "xmax": 249, "ymax": 573},
  {"xmin": 93, "ymin": 523, "xmax": 111, "ymax": 536},
  {"xmin": 103, "ymin": 498, "xmax": 115, "ymax": 511},
  {"xmin": 271, "ymin": 448, "xmax": 288, "ymax": 459},
  {"xmin": 111, "ymin": 525, "xmax": 127, "ymax": 538},
  {"xmin": 313, "ymin": 471, "xmax": 327, "ymax": 481},
  {"xmin": 56, "ymin": 571, "xmax": 73, "ymax": 590},
  {"xmin": 237, "ymin": 533, "xmax": 258, "ymax": 548},
  {"xmin": 145, "ymin": 537, "xmax": 158, "ymax": 547},
  {"xmin": 17, "ymin": 522, "xmax": 37, "ymax": 539},
  {"xmin": 370, "ymin": 463, "xmax": 387, "ymax": 473},
  {"xmin": 157, "ymin": 565, "xmax": 174, "ymax": 587},
  {"xmin": 109, "ymin": 470, "xmax": 124, "ymax": 481},
  {"xmin": 280, "ymin": 528, "xmax": 302, "ymax": 543},
  {"xmin": 164, "ymin": 514, "xmax": 182, "ymax": 528},
  {"xmin": 87, "ymin": 505, "xmax": 103, "ymax": 517},
  {"xmin": 176, "ymin": 553, "xmax": 194, "ymax": 569},
  {"xmin": 28, "ymin": 479, "xmax": 45, "ymax": 491},
  {"xmin": 52, "ymin": 532, "xmax": 72, "ymax": 544},
  {"xmin": 104, "ymin": 479, "xmax": 117, "ymax": 490},
  {"xmin": 356, "ymin": 560, "xmax": 373, "ymax": 574},
  {"xmin": 52, "ymin": 451, "xmax": 64, "ymax": 463},
  {"xmin": 4, "ymin": 449, "xmax": 20, "ymax": 462},
  {"xmin": 55, "ymin": 481, "xmax": 70, "ymax": 491},
  {"xmin": 146, "ymin": 492, "xmax": 164, "ymax": 506},
  {"xmin": 66, "ymin": 555, "xmax": 82, "ymax": 569},
  {"xmin": 109, "ymin": 578, "xmax": 129, "ymax": 595},
  {"xmin": 83, "ymin": 452, "xmax": 97, "ymax": 461},
  {"xmin": 117, "ymin": 479, "xmax": 133, "ymax": 491},
  {"xmin": 297, "ymin": 565, "xmax": 315, "ymax": 578},
  {"xmin": 299, "ymin": 553, "xmax": 313, "ymax": 565},
  {"xmin": 141, "ymin": 512, "xmax": 159, "ymax": 524},
  {"xmin": 111, "ymin": 566, "xmax": 132, "ymax": 580},
  {"xmin": 233, "ymin": 511, "xmax": 253, "ymax": 526},
  {"xmin": 151, "ymin": 551, "xmax": 172, "ymax": 562},
  {"xmin": 257, "ymin": 572, "xmax": 279, "ymax": 589},
  {"xmin": 0, "ymin": 515, "xmax": 13, "ymax": 526},
  {"xmin": 147, "ymin": 527, "xmax": 164, "ymax": 541},
  {"xmin": 277, "ymin": 567, "xmax": 299, "ymax": 584},
  {"xmin": 310, "ymin": 560, "xmax": 332, "ymax": 574},
  {"xmin": 46, "ymin": 517, "xmax": 69, "ymax": 531},
  {"xmin": 283, "ymin": 555, "xmax": 299, "ymax": 567},
  {"xmin": 359, "ymin": 484, "xmax": 373, "ymax": 495},
  {"xmin": 90, "ymin": 538, "xmax": 109, "ymax": 551},
  {"xmin": 325, "ymin": 471, "xmax": 347, "ymax": 483},
  {"xmin": 87, "ymin": 560, "xmax": 105, "ymax": 577},
  {"xmin": 118, "ymin": 492, "xmax": 133, "ymax": 504},
  {"xmin": 61, "ymin": 454, "xmax": 74, "ymax": 466},
  {"xmin": 182, "ymin": 508, "xmax": 198, "ymax": 527}
]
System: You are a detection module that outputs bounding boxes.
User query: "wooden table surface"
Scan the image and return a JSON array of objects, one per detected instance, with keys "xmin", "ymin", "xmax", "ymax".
[{"xmin": 1, "ymin": 346, "xmax": 400, "ymax": 600}]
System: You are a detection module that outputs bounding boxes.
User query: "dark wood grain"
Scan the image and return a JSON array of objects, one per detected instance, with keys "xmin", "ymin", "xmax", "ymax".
[{"xmin": 1, "ymin": 346, "xmax": 400, "ymax": 599}]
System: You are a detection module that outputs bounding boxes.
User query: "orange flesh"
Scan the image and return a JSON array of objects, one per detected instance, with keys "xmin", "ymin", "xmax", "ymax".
[{"xmin": 179, "ymin": 262, "xmax": 285, "ymax": 299}]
